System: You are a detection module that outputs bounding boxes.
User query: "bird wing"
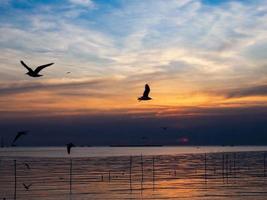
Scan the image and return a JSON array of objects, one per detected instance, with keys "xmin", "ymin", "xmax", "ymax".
[
  {"xmin": 23, "ymin": 183, "xmax": 27, "ymax": 188},
  {"xmin": 20, "ymin": 60, "xmax": 33, "ymax": 72},
  {"xmin": 143, "ymin": 84, "xmax": 150, "ymax": 97},
  {"xmin": 12, "ymin": 133, "xmax": 21, "ymax": 144},
  {"xmin": 35, "ymin": 63, "xmax": 54, "ymax": 74},
  {"xmin": 12, "ymin": 131, "xmax": 27, "ymax": 144},
  {"xmin": 25, "ymin": 163, "xmax": 30, "ymax": 169}
]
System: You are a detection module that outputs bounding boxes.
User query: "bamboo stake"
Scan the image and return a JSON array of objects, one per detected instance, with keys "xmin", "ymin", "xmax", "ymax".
[
  {"xmin": 129, "ymin": 156, "xmax": 132, "ymax": 191},
  {"xmin": 152, "ymin": 156, "xmax": 155, "ymax": 190},
  {"xmin": 70, "ymin": 159, "xmax": 72, "ymax": 196},
  {"xmin": 14, "ymin": 160, "xmax": 17, "ymax": 200}
]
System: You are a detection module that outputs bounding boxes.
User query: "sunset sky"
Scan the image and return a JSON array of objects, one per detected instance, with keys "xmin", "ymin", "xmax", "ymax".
[{"xmin": 0, "ymin": 0, "xmax": 267, "ymax": 146}]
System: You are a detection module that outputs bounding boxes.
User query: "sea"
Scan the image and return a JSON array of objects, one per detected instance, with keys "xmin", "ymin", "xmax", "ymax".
[{"xmin": 1, "ymin": 146, "xmax": 267, "ymax": 199}]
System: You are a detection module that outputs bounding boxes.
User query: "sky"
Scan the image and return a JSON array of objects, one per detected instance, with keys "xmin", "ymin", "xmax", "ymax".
[{"xmin": 0, "ymin": 0, "xmax": 267, "ymax": 146}]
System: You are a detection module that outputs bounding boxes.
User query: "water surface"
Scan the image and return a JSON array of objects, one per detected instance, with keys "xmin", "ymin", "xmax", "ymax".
[{"xmin": 0, "ymin": 146, "xmax": 267, "ymax": 200}]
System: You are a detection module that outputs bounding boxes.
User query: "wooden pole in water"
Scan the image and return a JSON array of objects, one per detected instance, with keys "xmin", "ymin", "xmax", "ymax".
[
  {"xmin": 233, "ymin": 153, "xmax": 236, "ymax": 179},
  {"xmin": 108, "ymin": 170, "xmax": 111, "ymax": 182},
  {"xmin": 140, "ymin": 154, "xmax": 144, "ymax": 190},
  {"xmin": 229, "ymin": 154, "xmax": 232, "ymax": 177},
  {"xmin": 141, "ymin": 154, "xmax": 144, "ymax": 182},
  {"xmin": 129, "ymin": 156, "xmax": 132, "ymax": 191},
  {"xmin": 70, "ymin": 159, "xmax": 72, "ymax": 196},
  {"xmin": 204, "ymin": 153, "xmax": 207, "ymax": 183},
  {"xmin": 264, "ymin": 152, "xmax": 266, "ymax": 177},
  {"xmin": 222, "ymin": 153, "xmax": 225, "ymax": 182},
  {"xmin": 14, "ymin": 160, "xmax": 17, "ymax": 200},
  {"xmin": 225, "ymin": 154, "xmax": 228, "ymax": 184},
  {"xmin": 152, "ymin": 156, "xmax": 155, "ymax": 190}
]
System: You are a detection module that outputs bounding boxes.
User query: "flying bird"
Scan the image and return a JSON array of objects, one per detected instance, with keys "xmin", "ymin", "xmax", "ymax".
[
  {"xmin": 20, "ymin": 60, "xmax": 54, "ymax": 77},
  {"xmin": 24, "ymin": 163, "xmax": 31, "ymax": 170},
  {"xmin": 23, "ymin": 183, "xmax": 32, "ymax": 191},
  {"xmin": 66, "ymin": 72, "xmax": 71, "ymax": 74},
  {"xmin": 138, "ymin": 84, "xmax": 152, "ymax": 101},
  {"xmin": 161, "ymin": 127, "xmax": 168, "ymax": 131},
  {"xmin": 12, "ymin": 131, "xmax": 28, "ymax": 146},
  {"xmin": 66, "ymin": 143, "xmax": 75, "ymax": 154}
]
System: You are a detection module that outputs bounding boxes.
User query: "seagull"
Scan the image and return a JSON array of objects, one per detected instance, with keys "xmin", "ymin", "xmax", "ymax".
[
  {"xmin": 66, "ymin": 143, "xmax": 75, "ymax": 154},
  {"xmin": 161, "ymin": 127, "xmax": 168, "ymax": 131},
  {"xmin": 24, "ymin": 163, "xmax": 30, "ymax": 170},
  {"xmin": 12, "ymin": 131, "xmax": 28, "ymax": 146},
  {"xmin": 23, "ymin": 183, "xmax": 32, "ymax": 191},
  {"xmin": 138, "ymin": 84, "xmax": 152, "ymax": 101},
  {"xmin": 20, "ymin": 60, "xmax": 54, "ymax": 77}
]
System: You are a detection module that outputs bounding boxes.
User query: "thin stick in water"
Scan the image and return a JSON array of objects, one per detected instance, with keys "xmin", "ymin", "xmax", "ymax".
[
  {"xmin": 140, "ymin": 154, "xmax": 144, "ymax": 190},
  {"xmin": 204, "ymin": 153, "xmax": 207, "ymax": 184},
  {"xmin": 69, "ymin": 159, "xmax": 72, "ymax": 196},
  {"xmin": 129, "ymin": 156, "xmax": 132, "ymax": 191},
  {"xmin": 264, "ymin": 152, "xmax": 266, "ymax": 177},
  {"xmin": 152, "ymin": 156, "xmax": 155, "ymax": 190},
  {"xmin": 14, "ymin": 160, "xmax": 17, "ymax": 200}
]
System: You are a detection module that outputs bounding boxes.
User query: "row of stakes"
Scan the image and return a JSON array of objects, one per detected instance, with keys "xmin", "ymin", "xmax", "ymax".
[{"xmin": 9, "ymin": 152, "xmax": 267, "ymax": 199}]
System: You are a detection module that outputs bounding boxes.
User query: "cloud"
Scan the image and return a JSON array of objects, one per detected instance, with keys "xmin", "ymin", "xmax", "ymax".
[
  {"xmin": 0, "ymin": 0, "xmax": 267, "ymax": 119},
  {"xmin": 68, "ymin": 0, "xmax": 94, "ymax": 8},
  {"xmin": 0, "ymin": 78, "xmax": 117, "ymax": 96},
  {"xmin": 223, "ymin": 84, "xmax": 267, "ymax": 98}
]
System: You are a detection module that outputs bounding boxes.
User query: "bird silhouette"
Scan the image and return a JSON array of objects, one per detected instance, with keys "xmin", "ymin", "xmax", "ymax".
[
  {"xmin": 66, "ymin": 72, "xmax": 71, "ymax": 74},
  {"xmin": 66, "ymin": 143, "xmax": 75, "ymax": 154},
  {"xmin": 23, "ymin": 183, "xmax": 32, "ymax": 191},
  {"xmin": 161, "ymin": 127, "xmax": 168, "ymax": 131},
  {"xmin": 20, "ymin": 60, "xmax": 54, "ymax": 77},
  {"xmin": 138, "ymin": 84, "xmax": 152, "ymax": 101},
  {"xmin": 12, "ymin": 131, "xmax": 28, "ymax": 146},
  {"xmin": 24, "ymin": 163, "xmax": 30, "ymax": 170}
]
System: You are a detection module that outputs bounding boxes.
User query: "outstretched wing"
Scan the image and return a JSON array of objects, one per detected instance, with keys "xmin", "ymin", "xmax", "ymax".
[
  {"xmin": 35, "ymin": 63, "xmax": 54, "ymax": 74},
  {"xmin": 12, "ymin": 133, "xmax": 21, "ymax": 144},
  {"xmin": 12, "ymin": 131, "xmax": 27, "ymax": 144},
  {"xmin": 143, "ymin": 84, "xmax": 150, "ymax": 97},
  {"xmin": 20, "ymin": 60, "xmax": 33, "ymax": 72}
]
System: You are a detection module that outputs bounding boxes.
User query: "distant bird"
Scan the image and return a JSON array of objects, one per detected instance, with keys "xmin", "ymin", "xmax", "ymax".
[
  {"xmin": 161, "ymin": 127, "xmax": 168, "ymax": 131},
  {"xmin": 66, "ymin": 72, "xmax": 71, "ymax": 74},
  {"xmin": 24, "ymin": 163, "xmax": 30, "ymax": 170},
  {"xmin": 23, "ymin": 183, "xmax": 32, "ymax": 191},
  {"xmin": 66, "ymin": 143, "xmax": 75, "ymax": 154},
  {"xmin": 12, "ymin": 131, "xmax": 28, "ymax": 146},
  {"xmin": 138, "ymin": 84, "xmax": 152, "ymax": 101},
  {"xmin": 20, "ymin": 60, "xmax": 54, "ymax": 77}
]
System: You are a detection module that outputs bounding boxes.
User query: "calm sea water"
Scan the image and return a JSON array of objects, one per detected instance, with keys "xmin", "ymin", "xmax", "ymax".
[{"xmin": 1, "ymin": 146, "xmax": 267, "ymax": 200}]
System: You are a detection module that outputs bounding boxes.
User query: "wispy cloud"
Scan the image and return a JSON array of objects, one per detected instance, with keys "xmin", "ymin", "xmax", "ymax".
[
  {"xmin": 69, "ymin": 0, "xmax": 94, "ymax": 8},
  {"xmin": 223, "ymin": 84, "xmax": 267, "ymax": 98}
]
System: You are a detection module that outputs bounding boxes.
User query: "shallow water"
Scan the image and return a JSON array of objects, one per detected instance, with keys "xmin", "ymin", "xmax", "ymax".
[{"xmin": 1, "ymin": 146, "xmax": 267, "ymax": 199}]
